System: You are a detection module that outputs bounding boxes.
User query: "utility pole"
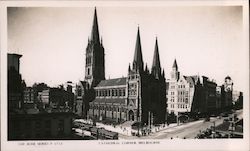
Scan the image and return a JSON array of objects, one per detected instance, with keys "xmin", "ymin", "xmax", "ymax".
[
  {"xmin": 213, "ymin": 121, "xmax": 216, "ymax": 138},
  {"xmin": 177, "ymin": 112, "xmax": 179, "ymax": 126}
]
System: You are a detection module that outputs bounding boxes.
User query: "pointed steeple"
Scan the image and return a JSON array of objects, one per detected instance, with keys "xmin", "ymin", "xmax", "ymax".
[
  {"xmin": 151, "ymin": 37, "xmax": 161, "ymax": 78},
  {"xmin": 152, "ymin": 37, "xmax": 161, "ymax": 70},
  {"xmin": 90, "ymin": 7, "xmax": 100, "ymax": 43},
  {"xmin": 162, "ymin": 69, "xmax": 165, "ymax": 77},
  {"xmin": 133, "ymin": 27, "xmax": 144, "ymax": 71},
  {"xmin": 172, "ymin": 58, "xmax": 178, "ymax": 70}
]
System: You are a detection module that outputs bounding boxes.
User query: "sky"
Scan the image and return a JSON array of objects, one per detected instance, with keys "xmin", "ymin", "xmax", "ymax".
[{"xmin": 7, "ymin": 6, "xmax": 247, "ymax": 92}]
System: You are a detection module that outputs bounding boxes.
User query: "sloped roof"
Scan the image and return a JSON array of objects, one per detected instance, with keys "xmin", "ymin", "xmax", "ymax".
[
  {"xmin": 183, "ymin": 75, "xmax": 200, "ymax": 85},
  {"xmin": 96, "ymin": 77, "xmax": 127, "ymax": 87},
  {"xmin": 190, "ymin": 75, "xmax": 200, "ymax": 84},
  {"xmin": 183, "ymin": 76, "xmax": 194, "ymax": 85},
  {"xmin": 91, "ymin": 98, "xmax": 126, "ymax": 104}
]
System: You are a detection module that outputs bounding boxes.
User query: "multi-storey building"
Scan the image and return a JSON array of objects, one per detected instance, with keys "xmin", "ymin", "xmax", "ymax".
[
  {"xmin": 8, "ymin": 53, "xmax": 24, "ymax": 111},
  {"xmin": 167, "ymin": 59, "xmax": 200, "ymax": 115},
  {"xmin": 75, "ymin": 8, "xmax": 166, "ymax": 125},
  {"xmin": 23, "ymin": 87, "xmax": 36, "ymax": 108},
  {"xmin": 40, "ymin": 87, "xmax": 74, "ymax": 111},
  {"xmin": 221, "ymin": 76, "xmax": 233, "ymax": 108}
]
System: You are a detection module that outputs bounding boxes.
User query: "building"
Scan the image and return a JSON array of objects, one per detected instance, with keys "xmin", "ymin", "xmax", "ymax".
[
  {"xmin": 8, "ymin": 53, "xmax": 23, "ymax": 111},
  {"xmin": 167, "ymin": 59, "xmax": 200, "ymax": 115},
  {"xmin": 76, "ymin": 8, "xmax": 166, "ymax": 125},
  {"xmin": 40, "ymin": 87, "xmax": 74, "ymax": 111},
  {"xmin": 167, "ymin": 59, "xmax": 220, "ymax": 116},
  {"xmin": 23, "ymin": 87, "xmax": 36, "ymax": 109},
  {"xmin": 200, "ymin": 76, "xmax": 218, "ymax": 113},
  {"xmin": 75, "ymin": 81, "xmax": 90, "ymax": 118},
  {"xmin": 8, "ymin": 112, "xmax": 74, "ymax": 140},
  {"xmin": 221, "ymin": 76, "xmax": 233, "ymax": 109}
]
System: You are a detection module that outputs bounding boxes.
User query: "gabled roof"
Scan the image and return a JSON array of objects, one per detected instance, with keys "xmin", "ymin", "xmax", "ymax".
[
  {"xmin": 190, "ymin": 75, "xmax": 200, "ymax": 84},
  {"xmin": 183, "ymin": 76, "xmax": 194, "ymax": 85},
  {"xmin": 96, "ymin": 77, "xmax": 127, "ymax": 87},
  {"xmin": 183, "ymin": 75, "xmax": 200, "ymax": 85}
]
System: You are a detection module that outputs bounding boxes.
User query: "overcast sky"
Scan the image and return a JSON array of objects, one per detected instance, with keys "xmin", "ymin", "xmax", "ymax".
[{"xmin": 7, "ymin": 6, "xmax": 247, "ymax": 92}]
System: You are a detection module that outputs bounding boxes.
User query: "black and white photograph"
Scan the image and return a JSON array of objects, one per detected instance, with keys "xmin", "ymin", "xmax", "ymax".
[{"xmin": 1, "ymin": 1, "xmax": 249, "ymax": 151}]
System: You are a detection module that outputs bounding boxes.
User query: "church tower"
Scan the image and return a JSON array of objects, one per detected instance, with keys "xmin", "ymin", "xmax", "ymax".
[
  {"xmin": 85, "ymin": 8, "xmax": 105, "ymax": 87},
  {"xmin": 171, "ymin": 59, "xmax": 180, "ymax": 81},
  {"xmin": 127, "ymin": 27, "xmax": 144, "ymax": 122}
]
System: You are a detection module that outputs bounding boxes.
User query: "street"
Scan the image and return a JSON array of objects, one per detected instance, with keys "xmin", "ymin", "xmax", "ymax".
[{"xmin": 119, "ymin": 109, "xmax": 243, "ymax": 139}]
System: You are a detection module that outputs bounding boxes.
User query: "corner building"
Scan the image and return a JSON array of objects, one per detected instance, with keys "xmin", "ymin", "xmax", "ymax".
[{"xmin": 78, "ymin": 8, "xmax": 166, "ymax": 125}]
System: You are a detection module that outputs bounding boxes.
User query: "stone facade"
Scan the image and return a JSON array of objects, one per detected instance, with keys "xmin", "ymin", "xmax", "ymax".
[{"xmin": 167, "ymin": 59, "xmax": 199, "ymax": 115}]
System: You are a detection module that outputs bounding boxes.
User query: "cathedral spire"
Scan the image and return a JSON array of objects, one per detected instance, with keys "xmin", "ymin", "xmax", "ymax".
[
  {"xmin": 151, "ymin": 37, "xmax": 161, "ymax": 78},
  {"xmin": 133, "ymin": 27, "xmax": 144, "ymax": 71},
  {"xmin": 90, "ymin": 7, "xmax": 100, "ymax": 43}
]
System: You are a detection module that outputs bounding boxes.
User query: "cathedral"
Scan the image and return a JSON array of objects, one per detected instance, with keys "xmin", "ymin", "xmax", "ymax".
[{"xmin": 75, "ymin": 8, "xmax": 166, "ymax": 125}]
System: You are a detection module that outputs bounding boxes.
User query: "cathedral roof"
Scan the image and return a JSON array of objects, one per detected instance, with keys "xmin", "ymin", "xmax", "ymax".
[
  {"xmin": 96, "ymin": 77, "xmax": 127, "ymax": 87},
  {"xmin": 91, "ymin": 98, "xmax": 126, "ymax": 105}
]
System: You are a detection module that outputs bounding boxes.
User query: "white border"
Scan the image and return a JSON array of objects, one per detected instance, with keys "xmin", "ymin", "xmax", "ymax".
[{"xmin": 0, "ymin": 1, "xmax": 249, "ymax": 151}]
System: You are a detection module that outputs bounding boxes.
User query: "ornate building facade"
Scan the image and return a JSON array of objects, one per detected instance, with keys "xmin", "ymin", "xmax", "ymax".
[
  {"xmin": 75, "ymin": 8, "xmax": 166, "ymax": 125},
  {"xmin": 167, "ymin": 59, "xmax": 200, "ymax": 115}
]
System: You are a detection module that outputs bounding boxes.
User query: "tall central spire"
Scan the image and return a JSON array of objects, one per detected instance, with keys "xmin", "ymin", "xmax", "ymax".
[
  {"xmin": 151, "ymin": 37, "xmax": 161, "ymax": 78},
  {"xmin": 133, "ymin": 27, "xmax": 144, "ymax": 71},
  {"xmin": 90, "ymin": 7, "xmax": 100, "ymax": 43}
]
